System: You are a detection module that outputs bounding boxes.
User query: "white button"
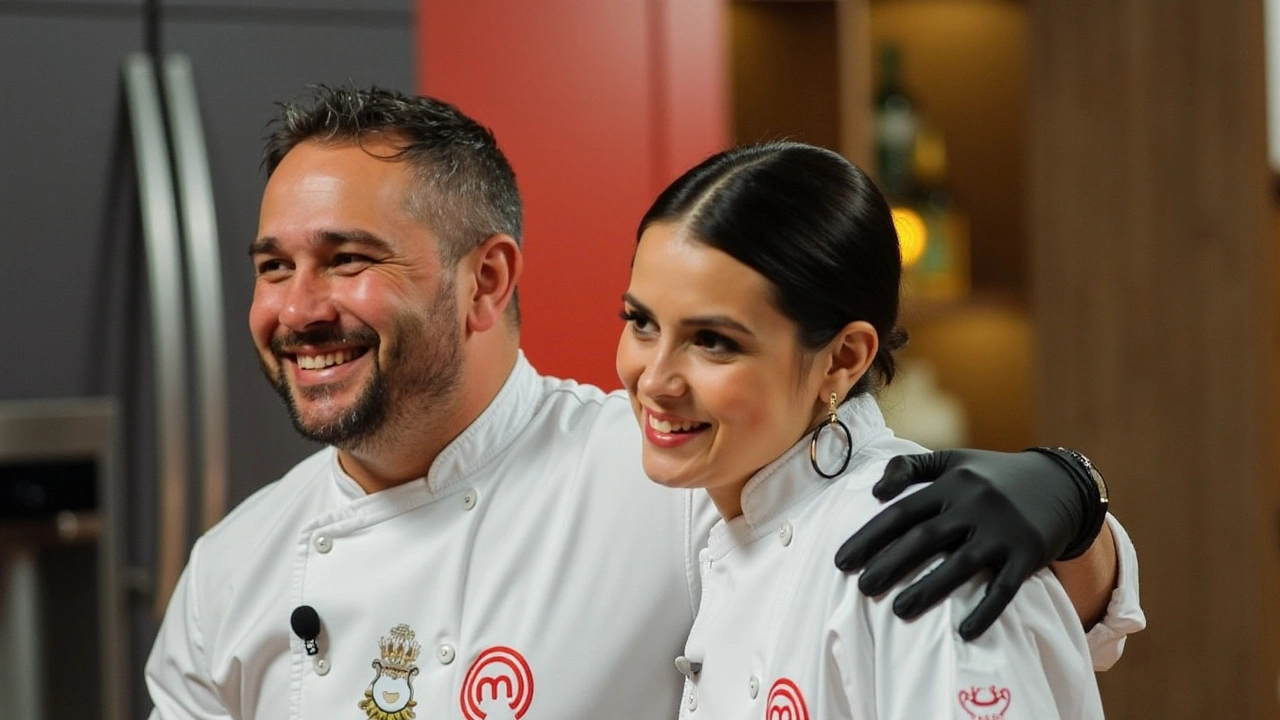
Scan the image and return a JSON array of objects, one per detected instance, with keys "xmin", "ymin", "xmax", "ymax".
[
  {"xmin": 674, "ymin": 655, "xmax": 702, "ymax": 677},
  {"xmin": 462, "ymin": 489, "xmax": 478, "ymax": 510},
  {"xmin": 313, "ymin": 535, "xmax": 332, "ymax": 553},
  {"xmin": 778, "ymin": 521, "xmax": 793, "ymax": 547},
  {"xmin": 437, "ymin": 644, "xmax": 456, "ymax": 664},
  {"xmin": 748, "ymin": 676, "xmax": 759, "ymax": 698},
  {"xmin": 686, "ymin": 686, "xmax": 698, "ymax": 711},
  {"xmin": 314, "ymin": 657, "xmax": 330, "ymax": 676}
]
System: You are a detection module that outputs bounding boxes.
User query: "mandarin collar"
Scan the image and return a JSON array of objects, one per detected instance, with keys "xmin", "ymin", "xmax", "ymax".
[
  {"xmin": 706, "ymin": 395, "xmax": 888, "ymax": 558},
  {"xmin": 424, "ymin": 352, "xmax": 543, "ymax": 493},
  {"xmin": 327, "ymin": 352, "xmax": 545, "ymax": 499}
]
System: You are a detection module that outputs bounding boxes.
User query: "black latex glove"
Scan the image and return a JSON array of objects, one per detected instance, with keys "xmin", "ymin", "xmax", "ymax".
[{"xmin": 833, "ymin": 449, "xmax": 1086, "ymax": 640}]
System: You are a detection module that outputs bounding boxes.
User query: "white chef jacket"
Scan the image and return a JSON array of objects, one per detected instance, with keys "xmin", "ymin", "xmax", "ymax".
[
  {"xmin": 676, "ymin": 396, "xmax": 1135, "ymax": 720},
  {"xmin": 146, "ymin": 355, "xmax": 1144, "ymax": 720}
]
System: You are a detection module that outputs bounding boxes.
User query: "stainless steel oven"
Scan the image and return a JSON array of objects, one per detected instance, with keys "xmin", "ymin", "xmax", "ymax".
[{"xmin": 0, "ymin": 398, "xmax": 124, "ymax": 720}]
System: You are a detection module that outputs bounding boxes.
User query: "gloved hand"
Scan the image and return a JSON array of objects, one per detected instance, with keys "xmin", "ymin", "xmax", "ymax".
[{"xmin": 834, "ymin": 448, "xmax": 1087, "ymax": 640}]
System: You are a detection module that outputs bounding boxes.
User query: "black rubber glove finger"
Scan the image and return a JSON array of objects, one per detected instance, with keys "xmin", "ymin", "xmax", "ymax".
[
  {"xmin": 889, "ymin": 544, "xmax": 998, "ymax": 620},
  {"xmin": 856, "ymin": 516, "xmax": 970, "ymax": 597},
  {"xmin": 872, "ymin": 450, "xmax": 956, "ymax": 501},
  {"xmin": 834, "ymin": 489, "xmax": 946, "ymax": 572},
  {"xmin": 956, "ymin": 555, "xmax": 1039, "ymax": 641}
]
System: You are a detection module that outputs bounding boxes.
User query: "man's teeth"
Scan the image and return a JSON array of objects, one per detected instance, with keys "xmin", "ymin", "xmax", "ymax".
[
  {"xmin": 296, "ymin": 349, "xmax": 357, "ymax": 370},
  {"xmin": 649, "ymin": 415, "xmax": 703, "ymax": 434}
]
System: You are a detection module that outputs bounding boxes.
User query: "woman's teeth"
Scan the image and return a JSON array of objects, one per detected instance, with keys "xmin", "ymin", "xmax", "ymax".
[{"xmin": 649, "ymin": 415, "xmax": 704, "ymax": 433}]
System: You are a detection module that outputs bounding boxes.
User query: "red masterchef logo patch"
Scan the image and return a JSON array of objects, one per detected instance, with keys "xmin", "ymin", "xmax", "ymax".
[
  {"xmin": 958, "ymin": 685, "xmax": 1011, "ymax": 719},
  {"xmin": 459, "ymin": 646, "xmax": 534, "ymax": 720},
  {"xmin": 765, "ymin": 678, "xmax": 809, "ymax": 720}
]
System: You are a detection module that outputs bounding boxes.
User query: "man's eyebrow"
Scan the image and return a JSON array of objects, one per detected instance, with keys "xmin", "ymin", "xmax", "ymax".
[
  {"xmin": 621, "ymin": 293, "xmax": 754, "ymax": 336},
  {"xmin": 248, "ymin": 237, "xmax": 278, "ymax": 257},
  {"xmin": 248, "ymin": 230, "xmax": 394, "ymax": 257}
]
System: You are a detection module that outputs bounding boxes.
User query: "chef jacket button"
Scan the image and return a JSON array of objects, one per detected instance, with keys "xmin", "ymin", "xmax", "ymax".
[
  {"xmin": 314, "ymin": 657, "xmax": 330, "ymax": 676},
  {"xmin": 778, "ymin": 521, "xmax": 793, "ymax": 547},
  {"xmin": 313, "ymin": 535, "xmax": 333, "ymax": 553},
  {"xmin": 674, "ymin": 655, "xmax": 702, "ymax": 678},
  {"xmin": 748, "ymin": 675, "xmax": 759, "ymax": 698},
  {"xmin": 462, "ymin": 489, "xmax": 478, "ymax": 511},
  {"xmin": 437, "ymin": 644, "xmax": 456, "ymax": 664}
]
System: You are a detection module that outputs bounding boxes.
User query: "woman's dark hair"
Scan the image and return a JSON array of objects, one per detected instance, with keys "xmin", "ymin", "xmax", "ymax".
[{"xmin": 638, "ymin": 141, "xmax": 907, "ymax": 397}]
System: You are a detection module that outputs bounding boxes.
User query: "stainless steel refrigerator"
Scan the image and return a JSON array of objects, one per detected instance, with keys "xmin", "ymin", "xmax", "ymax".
[{"xmin": 0, "ymin": 1, "xmax": 413, "ymax": 716}]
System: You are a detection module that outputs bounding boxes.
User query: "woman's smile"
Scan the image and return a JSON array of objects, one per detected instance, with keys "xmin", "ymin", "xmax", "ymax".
[{"xmin": 642, "ymin": 407, "xmax": 711, "ymax": 448}]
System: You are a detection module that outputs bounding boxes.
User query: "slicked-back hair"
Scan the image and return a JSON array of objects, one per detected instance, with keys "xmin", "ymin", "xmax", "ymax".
[
  {"xmin": 263, "ymin": 85, "xmax": 523, "ymax": 322},
  {"xmin": 639, "ymin": 142, "xmax": 907, "ymax": 398}
]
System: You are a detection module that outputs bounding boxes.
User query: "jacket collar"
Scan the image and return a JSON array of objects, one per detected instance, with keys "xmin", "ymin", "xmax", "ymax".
[
  {"xmin": 707, "ymin": 394, "xmax": 888, "ymax": 557},
  {"xmin": 328, "ymin": 352, "xmax": 546, "ymax": 500},
  {"xmin": 424, "ymin": 351, "xmax": 544, "ymax": 494}
]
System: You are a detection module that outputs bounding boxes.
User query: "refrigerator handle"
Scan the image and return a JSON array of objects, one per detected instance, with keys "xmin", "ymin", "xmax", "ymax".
[
  {"xmin": 122, "ymin": 53, "xmax": 189, "ymax": 619},
  {"xmin": 163, "ymin": 54, "xmax": 229, "ymax": 532}
]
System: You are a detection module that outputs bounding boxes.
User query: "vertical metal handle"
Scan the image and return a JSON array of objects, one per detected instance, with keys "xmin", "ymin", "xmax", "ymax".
[
  {"xmin": 163, "ymin": 54, "xmax": 228, "ymax": 531},
  {"xmin": 122, "ymin": 52, "xmax": 188, "ymax": 619}
]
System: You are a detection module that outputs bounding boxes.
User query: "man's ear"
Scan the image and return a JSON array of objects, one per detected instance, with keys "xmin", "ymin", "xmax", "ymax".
[
  {"xmin": 462, "ymin": 234, "xmax": 522, "ymax": 333},
  {"xmin": 820, "ymin": 320, "xmax": 879, "ymax": 398}
]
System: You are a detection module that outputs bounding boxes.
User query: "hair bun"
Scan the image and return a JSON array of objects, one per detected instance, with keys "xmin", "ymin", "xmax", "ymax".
[{"xmin": 883, "ymin": 326, "xmax": 909, "ymax": 353}]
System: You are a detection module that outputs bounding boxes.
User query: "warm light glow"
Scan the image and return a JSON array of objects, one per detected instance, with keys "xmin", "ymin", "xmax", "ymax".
[{"xmin": 893, "ymin": 207, "xmax": 927, "ymax": 267}]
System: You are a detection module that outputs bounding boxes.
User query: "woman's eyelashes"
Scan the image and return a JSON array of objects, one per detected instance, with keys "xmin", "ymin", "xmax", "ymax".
[
  {"xmin": 692, "ymin": 329, "xmax": 741, "ymax": 356},
  {"xmin": 620, "ymin": 308, "xmax": 656, "ymax": 335},
  {"xmin": 622, "ymin": 307, "xmax": 743, "ymax": 357}
]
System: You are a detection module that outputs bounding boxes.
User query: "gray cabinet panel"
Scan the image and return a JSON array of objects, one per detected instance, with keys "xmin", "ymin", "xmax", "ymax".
[
  {"xmin": 163, "ymin": 0, "xmax": 407, "ymax": 15},
  {"xmin": 0, "ymin": 15, "xmax": 144, "ymax": 400},
  {"xmin": 0, "ymin": 1, "xmax": 140, "ymax": 9},
  {"xmin": 161, "ymin": 19, "xmax": 413, "ymax": 505}
]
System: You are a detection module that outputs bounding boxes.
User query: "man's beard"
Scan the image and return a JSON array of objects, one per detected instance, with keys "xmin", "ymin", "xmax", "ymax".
[{"xmin": 260, "ymin": 281, "xmax": 463, "ymax": 450}]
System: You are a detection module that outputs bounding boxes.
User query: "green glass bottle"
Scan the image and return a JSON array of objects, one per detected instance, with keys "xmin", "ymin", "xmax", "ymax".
[{"xmin": 875, "ymin": 43, "xmax": 918, "ymax": 202}]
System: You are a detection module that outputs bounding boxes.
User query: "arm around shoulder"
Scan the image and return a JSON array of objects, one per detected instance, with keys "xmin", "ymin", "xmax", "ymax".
[
  {"xmin": 1052, "ymin": 513, "xmax": 1146, "ymax": 671},
  {"xmin": 834, "ymin": 569, "xmax": 1105, "ymax": 719}
]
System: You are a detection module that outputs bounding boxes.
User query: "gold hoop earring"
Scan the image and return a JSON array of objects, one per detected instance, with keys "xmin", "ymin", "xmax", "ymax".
[{"xmin": 809, "ymin": 392, "xmax": 852, "ymax": 479}]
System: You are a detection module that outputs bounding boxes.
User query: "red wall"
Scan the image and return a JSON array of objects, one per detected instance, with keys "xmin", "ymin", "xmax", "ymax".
[{"xmin": 419, "ymin": 0, "xmax": 728, "ymax": 390}]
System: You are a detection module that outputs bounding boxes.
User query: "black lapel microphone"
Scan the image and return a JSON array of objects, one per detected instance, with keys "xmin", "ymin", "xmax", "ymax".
[{"xmin": 291, "ymin": 605, "xmax": 322, "ymax": 656}]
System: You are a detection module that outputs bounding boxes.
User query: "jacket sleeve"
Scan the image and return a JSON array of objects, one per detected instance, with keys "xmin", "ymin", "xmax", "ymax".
[
  {"xmin": 1085, "ymin": 513, "xmax": 1146, "ymax": 671},
  {"xmin": 831, "ymin": 568, "xmax": 1104, "ymax": 720},
  {"xmin": 145, "ymin": 539, "xmax": 233, "ymax": 719}
]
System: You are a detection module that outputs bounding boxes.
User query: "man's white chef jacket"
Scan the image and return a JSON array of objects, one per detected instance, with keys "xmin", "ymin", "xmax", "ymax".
[
  {"xmin": 676, "ymin": 395, "xmax": 1142, "ymax": 720},
  {"xmin": 146, "ymin": 355, "xmax": 1144, "ymax": 719}
]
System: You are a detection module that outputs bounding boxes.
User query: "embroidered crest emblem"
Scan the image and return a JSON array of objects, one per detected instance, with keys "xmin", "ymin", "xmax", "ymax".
[
  {"xmin": 765, "ymin": 678, "xmax": 809, "ymax": 720},
  {"xmin": 358, "ymin": 624, "xmax": 421, "ymax": 720},
  {"xmin": 459, "ymin": 646, "xmax": 534, "ymax": 720},
  {"xmin": 958, "ymin": 685, "xmax": 1011, "ymax": 719}
]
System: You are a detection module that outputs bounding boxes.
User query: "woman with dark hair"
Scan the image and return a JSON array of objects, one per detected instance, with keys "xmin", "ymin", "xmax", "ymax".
[{"xmin": 616, "ymin": 142, "xmax": 1111, "ymax": 718}]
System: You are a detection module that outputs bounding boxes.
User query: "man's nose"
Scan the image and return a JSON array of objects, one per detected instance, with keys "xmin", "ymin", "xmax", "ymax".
[{"xmin": 279, "ymin": 271, "xmax": 338, "ymax": 329}]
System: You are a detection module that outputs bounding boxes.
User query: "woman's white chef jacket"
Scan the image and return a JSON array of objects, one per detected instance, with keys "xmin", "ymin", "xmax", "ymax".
[
  {"xmin": 146, "ymin": 355, "xmax": 1143, "ymax": 720},
  {"xmin": 675, "ymin": 395, "xmax": 1144, "ymax": 720}
]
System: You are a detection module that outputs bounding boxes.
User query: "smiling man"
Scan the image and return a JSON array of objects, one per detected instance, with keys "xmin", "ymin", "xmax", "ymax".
[
  {"xmin": 143, "ymin": 86, "xmax": 1142, "ymax": 720},
  {"xmin": 249, "ymin": 136, "xmax": 478, "ymax": 492}
]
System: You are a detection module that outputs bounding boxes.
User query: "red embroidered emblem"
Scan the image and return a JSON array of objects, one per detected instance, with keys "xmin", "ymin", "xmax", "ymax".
[
  {"xmin": 459, "ymin": 646, "xmax": 534, "ymax": 720},
  {"xmin": 764, "ymin": 678, "xmax": 810, "ymax": 720},
  {"xmin": 958, "ymin": 685, "xmax": 1011, "ymax": 719}
]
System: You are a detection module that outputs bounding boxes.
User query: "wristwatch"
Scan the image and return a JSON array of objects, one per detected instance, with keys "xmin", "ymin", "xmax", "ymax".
[
  {"xmin": 1027, "ymin": 446, "xmax": 1110, "ymax": 560},
  {"xmin": 1057, "ymin": 447, "xmax": 1109, "ymax": 506}
]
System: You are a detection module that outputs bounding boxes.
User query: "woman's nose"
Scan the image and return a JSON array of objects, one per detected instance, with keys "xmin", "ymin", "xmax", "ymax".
[{"xmin": 637, "ymin": 349, "xmax": 686, "ymax": 399}]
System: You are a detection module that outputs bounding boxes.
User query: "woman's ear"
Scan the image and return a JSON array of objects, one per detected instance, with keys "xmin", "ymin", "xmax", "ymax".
[
  {"xmin": 462, "ymin": 233, "xmax": 523, "ymax": 333},
  {"xmin": 821, "ymin": 320, "xmax": 879, "ymax": 397}
]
